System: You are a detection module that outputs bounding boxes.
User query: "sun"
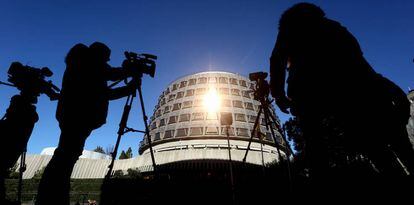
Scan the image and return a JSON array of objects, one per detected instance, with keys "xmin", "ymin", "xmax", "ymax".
[{"xmin": 203, "ymin": 87, "xmax": 221, "ymax": 113}]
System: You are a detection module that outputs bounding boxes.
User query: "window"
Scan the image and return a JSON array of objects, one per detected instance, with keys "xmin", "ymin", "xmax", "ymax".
[
  {"xmin": 188, "ymin": 78, "xmax": 197, "ymax": 86},
  {"xmin": 219, "ymin": 77, "xmax": 228, "ymax": 84},
  {"xmin": 248, "ymin": 115, "xmax": 256, "ymax": 123},
  {"xmin": 186, "ymin": 89, "xmax": 195, "ymax": 97},
  {"xmin": 192, "ymin": 112, "xmax": 204, "ymax": 121},
  {"xmin": 155, "ymin": 110, "xmax": 161, "ymax": 117},
  {"xmin": 163, "ymin": 106, "xmax": 170, "ymax": 114},
  {"xmin": 164, "ymin": 88, "xmax": 170, "ymax": 95},
  {"xmin": 261, "ymin": 118, "xmax": 267, "ymax": 126},
  {"xmin": 172, "ymin": 84, "xmax": 178, "ymax": 91},
  {"xmin": 235, "ymin": 113, "xmax": 246, "ymax": 122},
  {"xmin": 182, "ymin": 101, "xmax": 192, "ymax": 109},
  {"xmin": 236, "ymin": 128, "xmax": 249, "ymax": 137},
  {"xmin": 208, "ymin": 77, "xmax": 217, "ymax": 83},
  {"xmin": 160, "ymin": 98, "xmax": 166, "ymax": 106},
  {"xmin": 159, "ymin": 119, "xmax": 166, "ymax": 126},
  {"xmin": 176, "ymin": 91, "xmax": 184, "ymax": 99},
  {"xmin": 219, "ymin": 88, "xmax": 229, "ymax": 95},
  {"xmin": 190, "ymin": 127, "xmax": 203, "ymax": 136},
  {"xmin": 222, "ymin": 99, "xmax": 231, "ymax": 107},
  {"xmin": 164, "ymin": 130, "xmax": 174, "ymax": 139},
  {"xmin": 154, "ymin": 132, "xmax": 161, "ymax": 141},
  {"xmin": 239, "ymin": 80, "xmax": 247, "ymax": 87},
  {"xmin": 198, "ymin": 77, "xmax": 207, "ymax": 84},
  {"xmin": 221, "ymin": 127, "xmax": 235, "ymax": 136},
  {"xmin": 242, "ymin": 91, "xmax": 251, "ymax": 99},
  {"xmin": 230, "ymin": 78, "xmax": 238, "ymax": 85},
  {"xmin": 205, "ymin": 127, "xmax": 219, "ymax": 135},
  {"xmin": 231, "ymin": 89, "xmax": 240, "ymax": 96},
  {"xmin": 233, "ymin": 100, "xmax": 243, "ymax": 108},
  {"xmin": 250, "ymin": 83, "xmax": 255, "ymax": 89},
  {"xmin": 176, "ymin": 128, "xmax": 188, "ymax": 137},
  {"xmin": 172, "ymin": 103, "xmax": 181, "ymax": 111},
  {"xmin": 168, "ymin": 94, "xmax": 176, "ymax": 102},
  {"xmin": 195, "ymin": 88, "xmax": 206, "ymax": 95},
  {"xmin": 168, "ymin": 116, "xmax": 178, "ymax": 124},
  {"xmin": 179, "ymin": 114, "xmax": 190, "ymax": 122},
  {"xmin": 151, "ymin": 122, "xmax": 157, "ymax": 130},
  {"xmin": 206, "ymin": 112, "xmax": 218, "ymax": 120},
  {"xmin": 180, "ymin": 81, "xmax": 187, "ymax": 88},
  {"xmin": 244, "ymin": 102, "xmax": 254, "ymax": 110},
  {"xmin": 266, "ymin": 133, "xmax": 274, "ymax": 142}
]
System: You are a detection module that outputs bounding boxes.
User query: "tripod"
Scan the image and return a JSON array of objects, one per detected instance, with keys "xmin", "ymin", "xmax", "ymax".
[
  {"xmin": 17, "ymin": 148, "xmax": 26, "ymax": 205},
  {"xmin": 242, "ymin": 92, "xmax": 294, "ymax": 191},
  {"xmin": 105, "ymin": 78, "xmax": 157, "ymax": 180}
]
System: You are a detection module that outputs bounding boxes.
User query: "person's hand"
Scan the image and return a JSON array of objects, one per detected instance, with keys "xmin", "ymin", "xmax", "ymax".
[{"xmin": 275, "ymin": 95, "xmax": 292, "ymax": 114}]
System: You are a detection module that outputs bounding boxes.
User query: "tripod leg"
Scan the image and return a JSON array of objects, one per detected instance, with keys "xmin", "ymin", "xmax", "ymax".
[
  {"xmin": 137, "ymin": 85, "xmax": 157, "ymax": 174},
  {"xmin": 242, "ymin": 106, "xmax": 263, "ymax": 163},
  {"xmin": 264, "ymin": 107, "xmax": 293, "ymax": 192},
  {"xmin": 17, "ymin": 148, "xmax": 26, "ymax": 204},
  {"xmin": 105, "ymin": 95, "xmax": 133, "ymax": 180}
]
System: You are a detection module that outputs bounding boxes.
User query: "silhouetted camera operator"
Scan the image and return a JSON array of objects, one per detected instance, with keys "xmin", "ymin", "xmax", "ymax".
[
  {"xmin": 270, "ymin": 3, "xmax": 414, "ymax": 189},
  {"xmin": 0, "ymin": 62, "xmax": 59, "ymax": 204},
  {"xmin": 36, "ymin": 42, "xmax": 156, "ymax": 205}
]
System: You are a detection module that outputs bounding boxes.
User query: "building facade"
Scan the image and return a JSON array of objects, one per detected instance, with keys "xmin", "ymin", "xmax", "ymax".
[{"xmin": 408, "ymin": 90, "xmax": 414, "ymax": 147}]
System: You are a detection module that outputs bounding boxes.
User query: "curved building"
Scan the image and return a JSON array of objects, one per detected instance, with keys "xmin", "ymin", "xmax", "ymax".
[{"xmin": 139, "ymin": 71, "xmax": 285, "ymax": 168}]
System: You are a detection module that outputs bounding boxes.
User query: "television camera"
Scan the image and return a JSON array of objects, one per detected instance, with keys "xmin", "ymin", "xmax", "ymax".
[{"xmin": 1, "ymin": 62, "xmax": 60, "ymax": 101}]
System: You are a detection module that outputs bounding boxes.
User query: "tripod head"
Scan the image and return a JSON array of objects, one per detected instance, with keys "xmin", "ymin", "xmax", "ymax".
[{"xmin": 249, "ymin": 72, "xmax": 271, "ymax": 104}]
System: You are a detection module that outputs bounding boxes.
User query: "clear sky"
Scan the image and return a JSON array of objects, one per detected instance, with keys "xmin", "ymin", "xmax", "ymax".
[{"xmin": 0, "ymin": 0, "xmax": 413, "ymax": 156}]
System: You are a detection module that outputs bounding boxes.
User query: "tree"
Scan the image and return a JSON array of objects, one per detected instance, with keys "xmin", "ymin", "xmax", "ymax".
[
  {"xmin": 284, "ymin": 117, "xmax": 305, "ymax": 155},
  {"xmin": 119, "ymin": 151, "xmax": 128, "ymax": 159},
  {"xmin": 105, "ymin": 145, "xmax": 114, "ymax": 155},
  {"xmin": 125, "ymin": 147, "xmax": 133, "ymax": 159},
  {"xmin": 93, "ymin": 146, "xmax": 105, "ymax": 154},
  {"xmin": 32, "ymin": 167, "xmax": 46, "ymax": 179}
]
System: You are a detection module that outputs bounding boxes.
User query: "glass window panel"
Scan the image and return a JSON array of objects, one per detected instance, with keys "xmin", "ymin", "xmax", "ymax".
[
  {"xmin": 235, "ymin": 113, "xmax": 246, "ymax": 122},
  {"xmin": 233, "ymin": 100, "xmax": 243, "ymax": 108},
  {"xmin": 219, "ymin": 77, "xmax": 228, "ymax": 84},
  {"xmin": 168, "ymin": 116, "xmax": 177, "ymax": 124},
  {"xmin": 190, "ymin": 127, "xmax": 203, "ymax": 136},
  {"xmin": 186, "ymin": 89, "xmax": 195, "ymax": 97},
  {"xmin": 179, "ymin": 114, "xmax": 190, "ymax": 122},
  {"xmin": 172, "ymin": 103, "xmax": 181, "ymax": 111},
  {"xmin": 164, "ymin": 130, "xmax": 174, "ymax": 139},
  {"xmin": 176, "ymin": 128, "xmax": 188, "ymax": 137},
  {"xmin": 182, "ymin": 101, "xmax": 193, "ymax": 109},
  {"xmin": 192, "ymin": 112, "xmax": 204, "ymax": 121},
  {"xmin": 198, "ymin": 77, "xmax": 207, "ymax": 84},
  {"xmin": 230, "ymin": 78, "xmax": 238, "ymax": 85},
  {"xmin": 220, "ymin": 127, "xmax": 234, "ymax": 136},
  {"xmin": 231, "ymin": 89, "xmax": 240, "ymax": 96},
  {"xmin": 236, "ymin": 128, "xmax": 249, "ymax": 137},
  {"xmin": 219, "ymin": 88, "xmax": 229, "ymax": 95},
  {"xmin": 176, "ymin": 91, "xmax": 184, "ymax": 99},
  {"xmin": 188, "ymin": 78, "xmax": 197, "ymax": 86},
  {"xmin": 180, "ymin": 81, "xmax": 187, "ymax": 88},
  {"xmin": 244, "ymin": 102, "xmax": 254, "ymax": 110},
  {"xmin": 205, "ymin": 127, "xmax": 219, "ymax": 135}
]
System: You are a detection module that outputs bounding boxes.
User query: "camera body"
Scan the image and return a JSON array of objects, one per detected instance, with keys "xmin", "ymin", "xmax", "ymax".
[
  {"xmin": 122, "ymin": 52, "xmax": 157, "ymax": 78},
  {"xmin": 7, "ymin": 62, "xmax": 60, "ymax": 101},
  {"xmin": 249, "ymin": 71, "xmax": 270, "ymax": 101}
]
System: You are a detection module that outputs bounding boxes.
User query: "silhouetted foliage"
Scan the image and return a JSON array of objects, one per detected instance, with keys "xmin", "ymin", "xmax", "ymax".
[
  {"xmin": 93, "ymin": 146, "xmax": 105, "ymax": 154},
  {"xmin": 32, "ymin": 167, "xmax": 46, "ymax": 179}
]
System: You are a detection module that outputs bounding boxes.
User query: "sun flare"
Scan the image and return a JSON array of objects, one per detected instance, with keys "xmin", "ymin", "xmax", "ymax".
[{"xmin": 203, "ymin": 87, "xmax": 221, "ymax": 113}]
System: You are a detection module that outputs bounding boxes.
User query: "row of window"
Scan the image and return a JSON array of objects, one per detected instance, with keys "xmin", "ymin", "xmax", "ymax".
[
  {"xmin": 158, "ymin": 88, "xmax": 253, "ymax": 106},
  {"xmin": 161, "ymin": 77, "xmax": 254, "ymax": 96},
  {"xmin": 154, "ymin": 100, "xmax": 256, "ymax": 117},
  {"xmin": 150, "ymin": 127, "xmax": 274, "ymax": 141},
  {"xmin": 150, "ymin": 112, "xmax": 275, "ymax": 129}
]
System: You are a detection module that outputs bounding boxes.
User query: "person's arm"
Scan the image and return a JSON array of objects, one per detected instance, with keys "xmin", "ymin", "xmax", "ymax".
[
  {"xmin": 270, "ymin": 31, "xmax": 291, "ymax": 113},
  {"xmin": 107, "ymin": 78, "xmax": 140, "ymax": 100},
  {"xmin": 105, "ymin": 64, "xmax": 131, "ymax": 82}
]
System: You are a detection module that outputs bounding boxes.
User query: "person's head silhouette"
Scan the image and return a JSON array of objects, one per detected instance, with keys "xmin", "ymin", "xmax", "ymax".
[
  {"xmin": 65, "ymin": 43, "xmax": 89, "ymax": 68},
  {"xmin": 90, "ymin": 42, "xmax": 111, "ymax": 62},
  {"xmin": 279, "ymin": 3, "xmax": 325, "ymax": 29}
]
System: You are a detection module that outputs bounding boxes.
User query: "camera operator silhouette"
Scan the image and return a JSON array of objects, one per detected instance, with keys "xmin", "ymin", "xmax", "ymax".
[
  {"xmin": 270, "ymin": 3, "xmax": 414, "ymax": 186},
  {"xmin": 36, "ymin": 42, "xmax": 139, "ymax": 205},
  {"xmin": 0, "ymin": 62, "xmax": 59, "ymax": 204}
]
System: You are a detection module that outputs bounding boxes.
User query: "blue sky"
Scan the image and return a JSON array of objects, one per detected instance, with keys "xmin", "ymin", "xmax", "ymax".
[{"xmin": 0, "ymin": 0, "xmax": 413, "ymax": 156}]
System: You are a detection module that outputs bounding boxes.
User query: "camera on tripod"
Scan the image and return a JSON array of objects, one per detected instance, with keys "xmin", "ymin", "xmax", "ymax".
[
  {"xmin": 249, "ymin": 71, "xmax": 270, "ymax": 101},
  {"xmin": 122, "ymin": 52, "xmax": 157, "ymax": 78},
  {"xmin": 6, "ymin": 62, "xmax": 60, "ymax": 100}
]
